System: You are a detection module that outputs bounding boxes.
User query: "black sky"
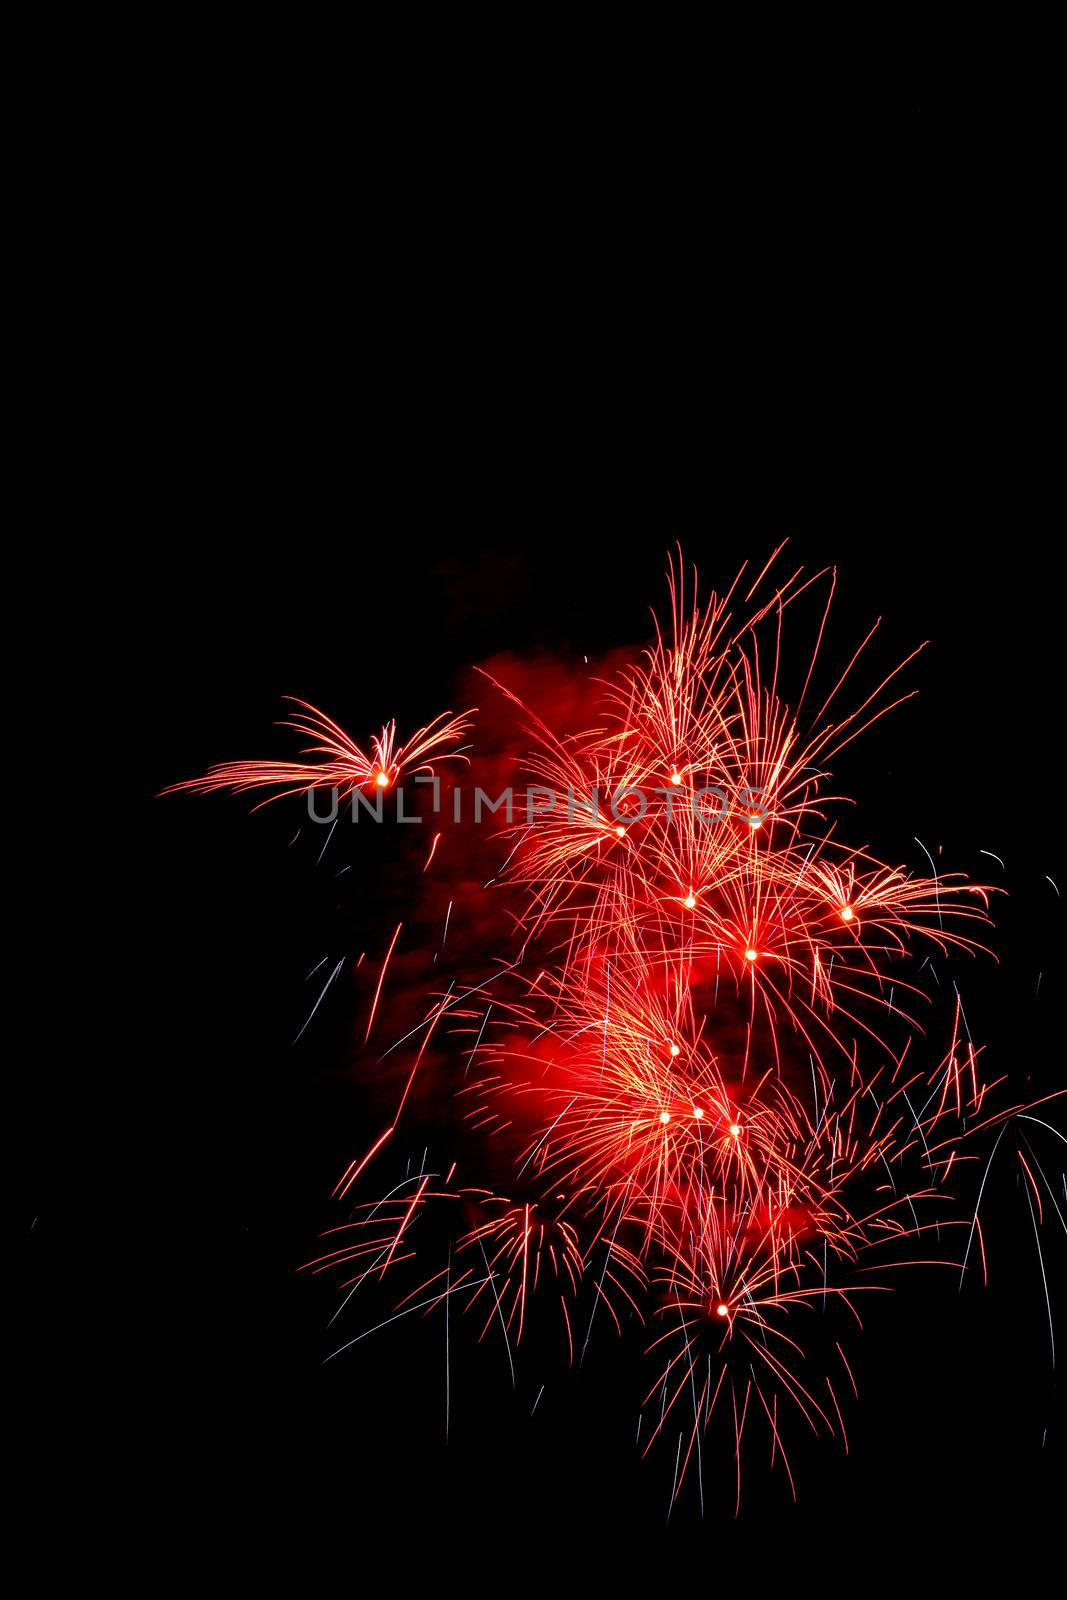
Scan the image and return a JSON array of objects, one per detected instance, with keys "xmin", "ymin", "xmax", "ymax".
[{"xmin": 18, "ymin": 86, "xmax": 1063, "ymax": 1580}]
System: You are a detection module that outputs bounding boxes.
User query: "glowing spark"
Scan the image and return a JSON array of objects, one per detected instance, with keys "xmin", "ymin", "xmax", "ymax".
[{"xmin": 365, "ymin": 922, "xmax": 403, "ymax": 1044}]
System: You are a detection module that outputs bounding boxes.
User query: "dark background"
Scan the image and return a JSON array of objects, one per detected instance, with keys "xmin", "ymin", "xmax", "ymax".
[{"xmin": 19, "ymin": 89, "xmax": 1063, "ymax": 1577}]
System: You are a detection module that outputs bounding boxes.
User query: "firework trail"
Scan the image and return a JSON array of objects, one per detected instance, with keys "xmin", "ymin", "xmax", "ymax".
[{"xmin": 166, "ymin": 548, "xmax": 1064, "ymax": 1511}]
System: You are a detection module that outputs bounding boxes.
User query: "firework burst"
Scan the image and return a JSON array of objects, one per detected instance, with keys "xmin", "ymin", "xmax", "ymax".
[
  {"xmin": 166, "ymin": 547, "xmax": 1063, "ymax": 1511},
  {"xmin": 160, "ymin": 698, "xmax": 473, "ymax": 806}
]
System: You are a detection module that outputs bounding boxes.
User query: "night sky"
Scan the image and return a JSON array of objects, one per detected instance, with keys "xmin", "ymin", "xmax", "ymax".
[{"xmin": 19, "ymin": 89, "xmax": 1062, "ymax": 1580}]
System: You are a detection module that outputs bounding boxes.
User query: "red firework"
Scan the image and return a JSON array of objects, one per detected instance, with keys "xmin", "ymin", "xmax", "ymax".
[
  {"xmin": 167, "ymin": 547, "xmax": 1063, "ymax": 1511},
  {"xmin": 160, "ymin": 698, "xmax": 473, "ymax": 805}
]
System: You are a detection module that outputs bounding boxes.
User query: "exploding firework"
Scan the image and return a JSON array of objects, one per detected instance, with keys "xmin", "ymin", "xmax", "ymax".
[
  {"xmin": 160, "ymin": 699, "xmax": 473, "ymax": 805},
  {"xmin": 166, "ymin": 547, "xmax": 1063, "ymax": 1512}
]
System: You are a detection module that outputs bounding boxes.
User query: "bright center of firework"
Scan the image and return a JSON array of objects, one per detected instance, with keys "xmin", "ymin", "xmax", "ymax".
[
  {"xmin": 375, "ymin": 770, "xmax": 390, "ymax": 788},
  {"xmin": 669, "ymin": 1042, "xmax": 681, "ymax": 1057},
  {"xmin": 683, "ymin": 893, "xmax": 697, "ymax": 910},
  {"xmin": 715, "ymin": 1302, "xmax": 729, "ymax": 1318},
  {"xmin": 693, "ymin": 1107, "xmax": 704, "ymax": 1119},
  {"xmin": 744, "ymin": 947, "xmax": 758, "ymax": 962},
  {"xmin": 729, "ymin": 1122, "xmax": 741, "ymax": 1137},
  {"xmin": 841, "ymin": 904, "xmax": 855, "ymax": 921},
  {"xmin": 670, "ymin": 770, "xmax": 682, "ymax": 786},
  {"xmin": 615, "ymin": 825, "xmax": 626, "ymax": 838},
  {"xmin": 748, "ymin": 814, "xmax": 762, "ymax": 828},
  {"xmin": 659, "ymin": 1111, "xmax": 671, "ymax": 1124}
]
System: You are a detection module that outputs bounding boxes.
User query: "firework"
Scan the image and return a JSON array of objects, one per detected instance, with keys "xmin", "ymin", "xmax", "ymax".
[
  {"xmin": 160, "ymin": 698, "xmax": 473, "ymax": 806},
  {"xmin": 167, "ymin": 548, "xmax": 1062, "ymax": 1511}
]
